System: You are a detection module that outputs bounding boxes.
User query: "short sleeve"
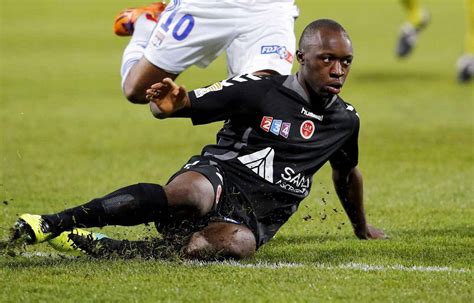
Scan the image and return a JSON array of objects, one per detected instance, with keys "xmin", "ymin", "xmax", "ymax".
[{"xmin": 183, "ymin": 74, "xmax": 267, "ymax": 125}]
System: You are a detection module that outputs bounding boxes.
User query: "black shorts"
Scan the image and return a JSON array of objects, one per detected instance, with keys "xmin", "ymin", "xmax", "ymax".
[
  {"xmin": 165, "ymin": 155, "xmax": 267, "ymax": 247},
  {"xmin": 164, "ymin": 155, "xmax": 298, "ymax": 248}
]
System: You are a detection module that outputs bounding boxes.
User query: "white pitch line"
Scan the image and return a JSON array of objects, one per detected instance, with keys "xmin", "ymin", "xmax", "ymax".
[
  {"xmin": 186, "ymin": 260, "xmax": 471, "ymax": 273},
  {"xmin": 317, "ymin": 262, "xmax": 470, "ymax": 273},
  {"xmin": 10, "ymin": 252, "xmax": 471, "ymax": 273}
]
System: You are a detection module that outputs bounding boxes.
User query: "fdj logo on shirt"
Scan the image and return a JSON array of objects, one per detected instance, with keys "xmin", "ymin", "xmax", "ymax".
[{"xmin": 260, "ymin": 45, "xmax": 294, "ymax": 63}]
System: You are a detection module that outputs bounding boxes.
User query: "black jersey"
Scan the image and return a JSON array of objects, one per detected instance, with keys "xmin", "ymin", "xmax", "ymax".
[{"xmin": 178, "ymin": 74, "xmax": 359, "ymax": 244}]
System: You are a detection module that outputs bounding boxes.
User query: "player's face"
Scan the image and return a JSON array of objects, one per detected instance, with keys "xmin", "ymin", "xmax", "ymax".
[{"xmin": 297, "ymin": 29, "xmax": 353, "ymax": 100}]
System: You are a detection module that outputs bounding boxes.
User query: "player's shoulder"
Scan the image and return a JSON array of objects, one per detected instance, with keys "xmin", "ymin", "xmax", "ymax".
[
  {"xmin": 219, "ymin": 73, "xmax": 289, "ymax": 95},
  {"xmin": 191, "ymin": 73, "xmax": 284, "ymax": 101},
  {"xmin": 334, "ymin": 96, "xmax": 360, "ymax": 119},
  {"xmin": 223, "ymin": 73, "xmax": 287, "ymax": 88},
  {"xmin": 196, "ymin": 73, "xmax": 277, "ymax": 92}
]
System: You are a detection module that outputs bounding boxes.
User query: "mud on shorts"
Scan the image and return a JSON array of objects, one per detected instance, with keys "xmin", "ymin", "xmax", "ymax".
[{"xmin": 160, "ymin": 155, "xmax": 263, "ymax": 247}]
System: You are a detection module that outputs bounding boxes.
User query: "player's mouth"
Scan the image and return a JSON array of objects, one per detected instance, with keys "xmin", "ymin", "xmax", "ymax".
[{"xmin": 324, "ymin": 82, "xmax": 343, "ymax": 95}]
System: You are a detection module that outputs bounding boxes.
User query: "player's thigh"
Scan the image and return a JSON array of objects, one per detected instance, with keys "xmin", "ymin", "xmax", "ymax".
[
  {"xmin": 165, "ymin": 171, "xmax": 215, "ymax": 216},
  {"xmin": 165, "ymin": 157, "xmax": 225, "ymax": 217},
  {"xmin": 185, "ymin": 222, "xmax": 257, "ymax": 260},
  {"xmin": 226, "ymin": 2, "xmax": 299, "ymax": 76}
]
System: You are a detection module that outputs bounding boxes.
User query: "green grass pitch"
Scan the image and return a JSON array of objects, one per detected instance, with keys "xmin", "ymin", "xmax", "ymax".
[{"xmin": 1, "ymin": 0, "xmax": 473, "ymax": 302}]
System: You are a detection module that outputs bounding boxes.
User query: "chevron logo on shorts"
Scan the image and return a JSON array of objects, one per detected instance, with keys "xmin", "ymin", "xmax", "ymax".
[{"xmin": 237, "ymin": 147, "xmax": 274, "ymax": 183}]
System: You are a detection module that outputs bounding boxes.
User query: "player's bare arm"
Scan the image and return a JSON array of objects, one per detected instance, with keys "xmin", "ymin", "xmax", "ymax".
[
  {"xmin": 146, "ymin": 78, "xmax": 189, "ymax": 119},
  {"xmin": 332, "ymin": 166, "xmax": 387, "ymax": 240}
]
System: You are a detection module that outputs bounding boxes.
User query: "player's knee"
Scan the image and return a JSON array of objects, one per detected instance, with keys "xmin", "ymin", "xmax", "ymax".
[
  {"xmin": 184, "ymin": 225, "xmax": 256, "ymax": 260},
  {"xmin": 165, "ymin": 173, "xmax": 215, "ymax": 217}
]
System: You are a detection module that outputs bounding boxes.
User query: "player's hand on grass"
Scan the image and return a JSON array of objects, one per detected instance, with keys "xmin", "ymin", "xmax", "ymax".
[
  {"xmin": 355, "ymin": 224, "xmax": 388, "ymax": 240},
  {"xmin": 146, "ymin": 78, "xmax": 189, "ymax": 118},
  {"xmin": 367, "ymin": 224, "xmax": 388, "ymax": 239}
]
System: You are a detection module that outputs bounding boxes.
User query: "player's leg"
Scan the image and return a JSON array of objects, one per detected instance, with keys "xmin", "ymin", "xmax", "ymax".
[
  {"xmin": 396, "ymin": 0, "xmax": 430, "ymax": 57},
  {"xmin": 46, "ymin": 159, "xmax": 224, "ymax": 257},
  {"xmin": 184, "ymin": 222, "xmax": 256, "ymax": 260},
  {"xmin": 401, "ymin": 0, "xmax": 426, "ymax": 28},
  {"xmin": 117, "ymin": 3, "xmax": 178, "ymax": 104},
  {"xmin": 10, "ymin": 158, "xmax": 219, "ymax": 250},
  {"xmin": 11, "ymin": 183, "xmax": 171, "ymax": 244},
  {"xmin": 13, "ymin": 173, "xmax": 216, "ymax": 241},
  {"xmin": 457, "ymin": 0, "xmax": 474, "ymax": 82},
  {"xmin": 122, "ymin": 1, "xmax": 238, "ymax": 104},
  {"xmin": 68, "ymin": 221, "xmax": 257, "ymax": 260}
]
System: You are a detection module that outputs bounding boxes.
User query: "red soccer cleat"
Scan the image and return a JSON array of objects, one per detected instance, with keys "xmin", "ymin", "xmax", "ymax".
[{"xmin": 113, "ymin": 2, "xmax": 167, "ymax": 36}]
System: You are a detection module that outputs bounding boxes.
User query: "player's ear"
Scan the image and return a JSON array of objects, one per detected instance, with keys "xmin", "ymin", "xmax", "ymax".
[{"xmin": 296, "ymin": 50, "xmax": 304, "ymax": 64}]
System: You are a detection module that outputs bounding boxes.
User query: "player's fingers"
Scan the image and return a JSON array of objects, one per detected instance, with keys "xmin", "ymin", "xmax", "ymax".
[
  {"xmin": 146, "ymin": 88, "xmax": 161, "ymax": 97},
  {"xmin": 162, "ymin": 78, "xmax": 179, "ymax": 91},
  {"xmin": 150, "ymin": 82, "xmax": 171, "ymax": 95},
  {"xmin": 150, "ymin": 81, "xmax": 167, "ymax": 89},
  {"xmin": 146, "ymin": 90, "xmax": 161, "ymax": 103}
]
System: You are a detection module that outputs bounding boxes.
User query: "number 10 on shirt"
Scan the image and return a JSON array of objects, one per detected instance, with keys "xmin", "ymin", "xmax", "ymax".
[{"xmin": 160, "ymin": 10, "xmax": 195, "ymax": 41}]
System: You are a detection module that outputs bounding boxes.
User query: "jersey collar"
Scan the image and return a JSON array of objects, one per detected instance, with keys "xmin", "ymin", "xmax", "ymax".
[{"xmin": 283, "ymin": 74, "xmax": 337, "ymax": 109}]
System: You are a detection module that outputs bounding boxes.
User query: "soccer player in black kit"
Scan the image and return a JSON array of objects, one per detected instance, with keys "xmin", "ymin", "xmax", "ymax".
[{"xmin": 10, "ymin": 19, "xmax": 387, "ymax": 260}]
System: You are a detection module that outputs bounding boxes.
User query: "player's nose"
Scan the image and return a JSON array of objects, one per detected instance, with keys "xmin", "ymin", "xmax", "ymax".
[{"xmin": 329, "ymin": 61, "xmax": 344, "ymax": 78}]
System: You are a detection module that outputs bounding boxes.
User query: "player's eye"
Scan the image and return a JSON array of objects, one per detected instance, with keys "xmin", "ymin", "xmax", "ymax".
[
  {"xmin": 322, "ymin": 56, "xmax": 331, "ymax": 63},
  {"xmin": 342, "ymin": 59, "xmax": 352, "ymax": 66}
]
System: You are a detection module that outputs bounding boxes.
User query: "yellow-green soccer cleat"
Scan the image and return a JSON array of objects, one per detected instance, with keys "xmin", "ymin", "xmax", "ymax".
[
  {"xmin": 10, "ymin": 214, "xmax": 55, "ymax": 244},
  {"xmin": 48, "ymin": 229, "xmax": 107, "ymax": 255}
]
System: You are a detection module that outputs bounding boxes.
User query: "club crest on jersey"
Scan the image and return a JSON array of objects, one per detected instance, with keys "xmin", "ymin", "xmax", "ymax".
[
  {"xmin": 260, "ymin": 116, "xmax": 291, "ymax": 139},
  {"xmin": 300, "ymin": 120, "xmax": 315, "ymax": 139},
  {"xmin": 260, "ymin": 45, "xmax": 294, "ymax": 63},
  {"xmin": 194, "ymin": 82, "xmax": 223, "ymax": 98}
]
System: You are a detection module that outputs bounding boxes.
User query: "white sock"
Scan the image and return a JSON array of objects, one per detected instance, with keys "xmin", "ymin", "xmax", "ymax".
[{"xmin": 120, "ymin": 14, "xmax": 157, "ymax": 88}]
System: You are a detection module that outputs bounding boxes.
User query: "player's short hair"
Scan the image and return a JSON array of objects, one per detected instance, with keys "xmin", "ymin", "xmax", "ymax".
[{"xmin": 298, "ymin": 19, "xmax": 349, "ymax": 50}]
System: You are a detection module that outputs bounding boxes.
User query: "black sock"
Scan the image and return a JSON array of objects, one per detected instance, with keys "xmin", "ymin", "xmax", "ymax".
[{"xmin": 43, "ymin": 183, "xmax": 168, "ymax": 232}]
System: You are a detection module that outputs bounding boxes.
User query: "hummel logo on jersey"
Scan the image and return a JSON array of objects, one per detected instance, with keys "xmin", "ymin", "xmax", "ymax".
[
  {"xmin": 301, "ymin": 107, "xmax": 323, "ymax": 121},
  {"xmin": 237, "ymin": 147, "xmax": 274, "ymax": 183}
]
